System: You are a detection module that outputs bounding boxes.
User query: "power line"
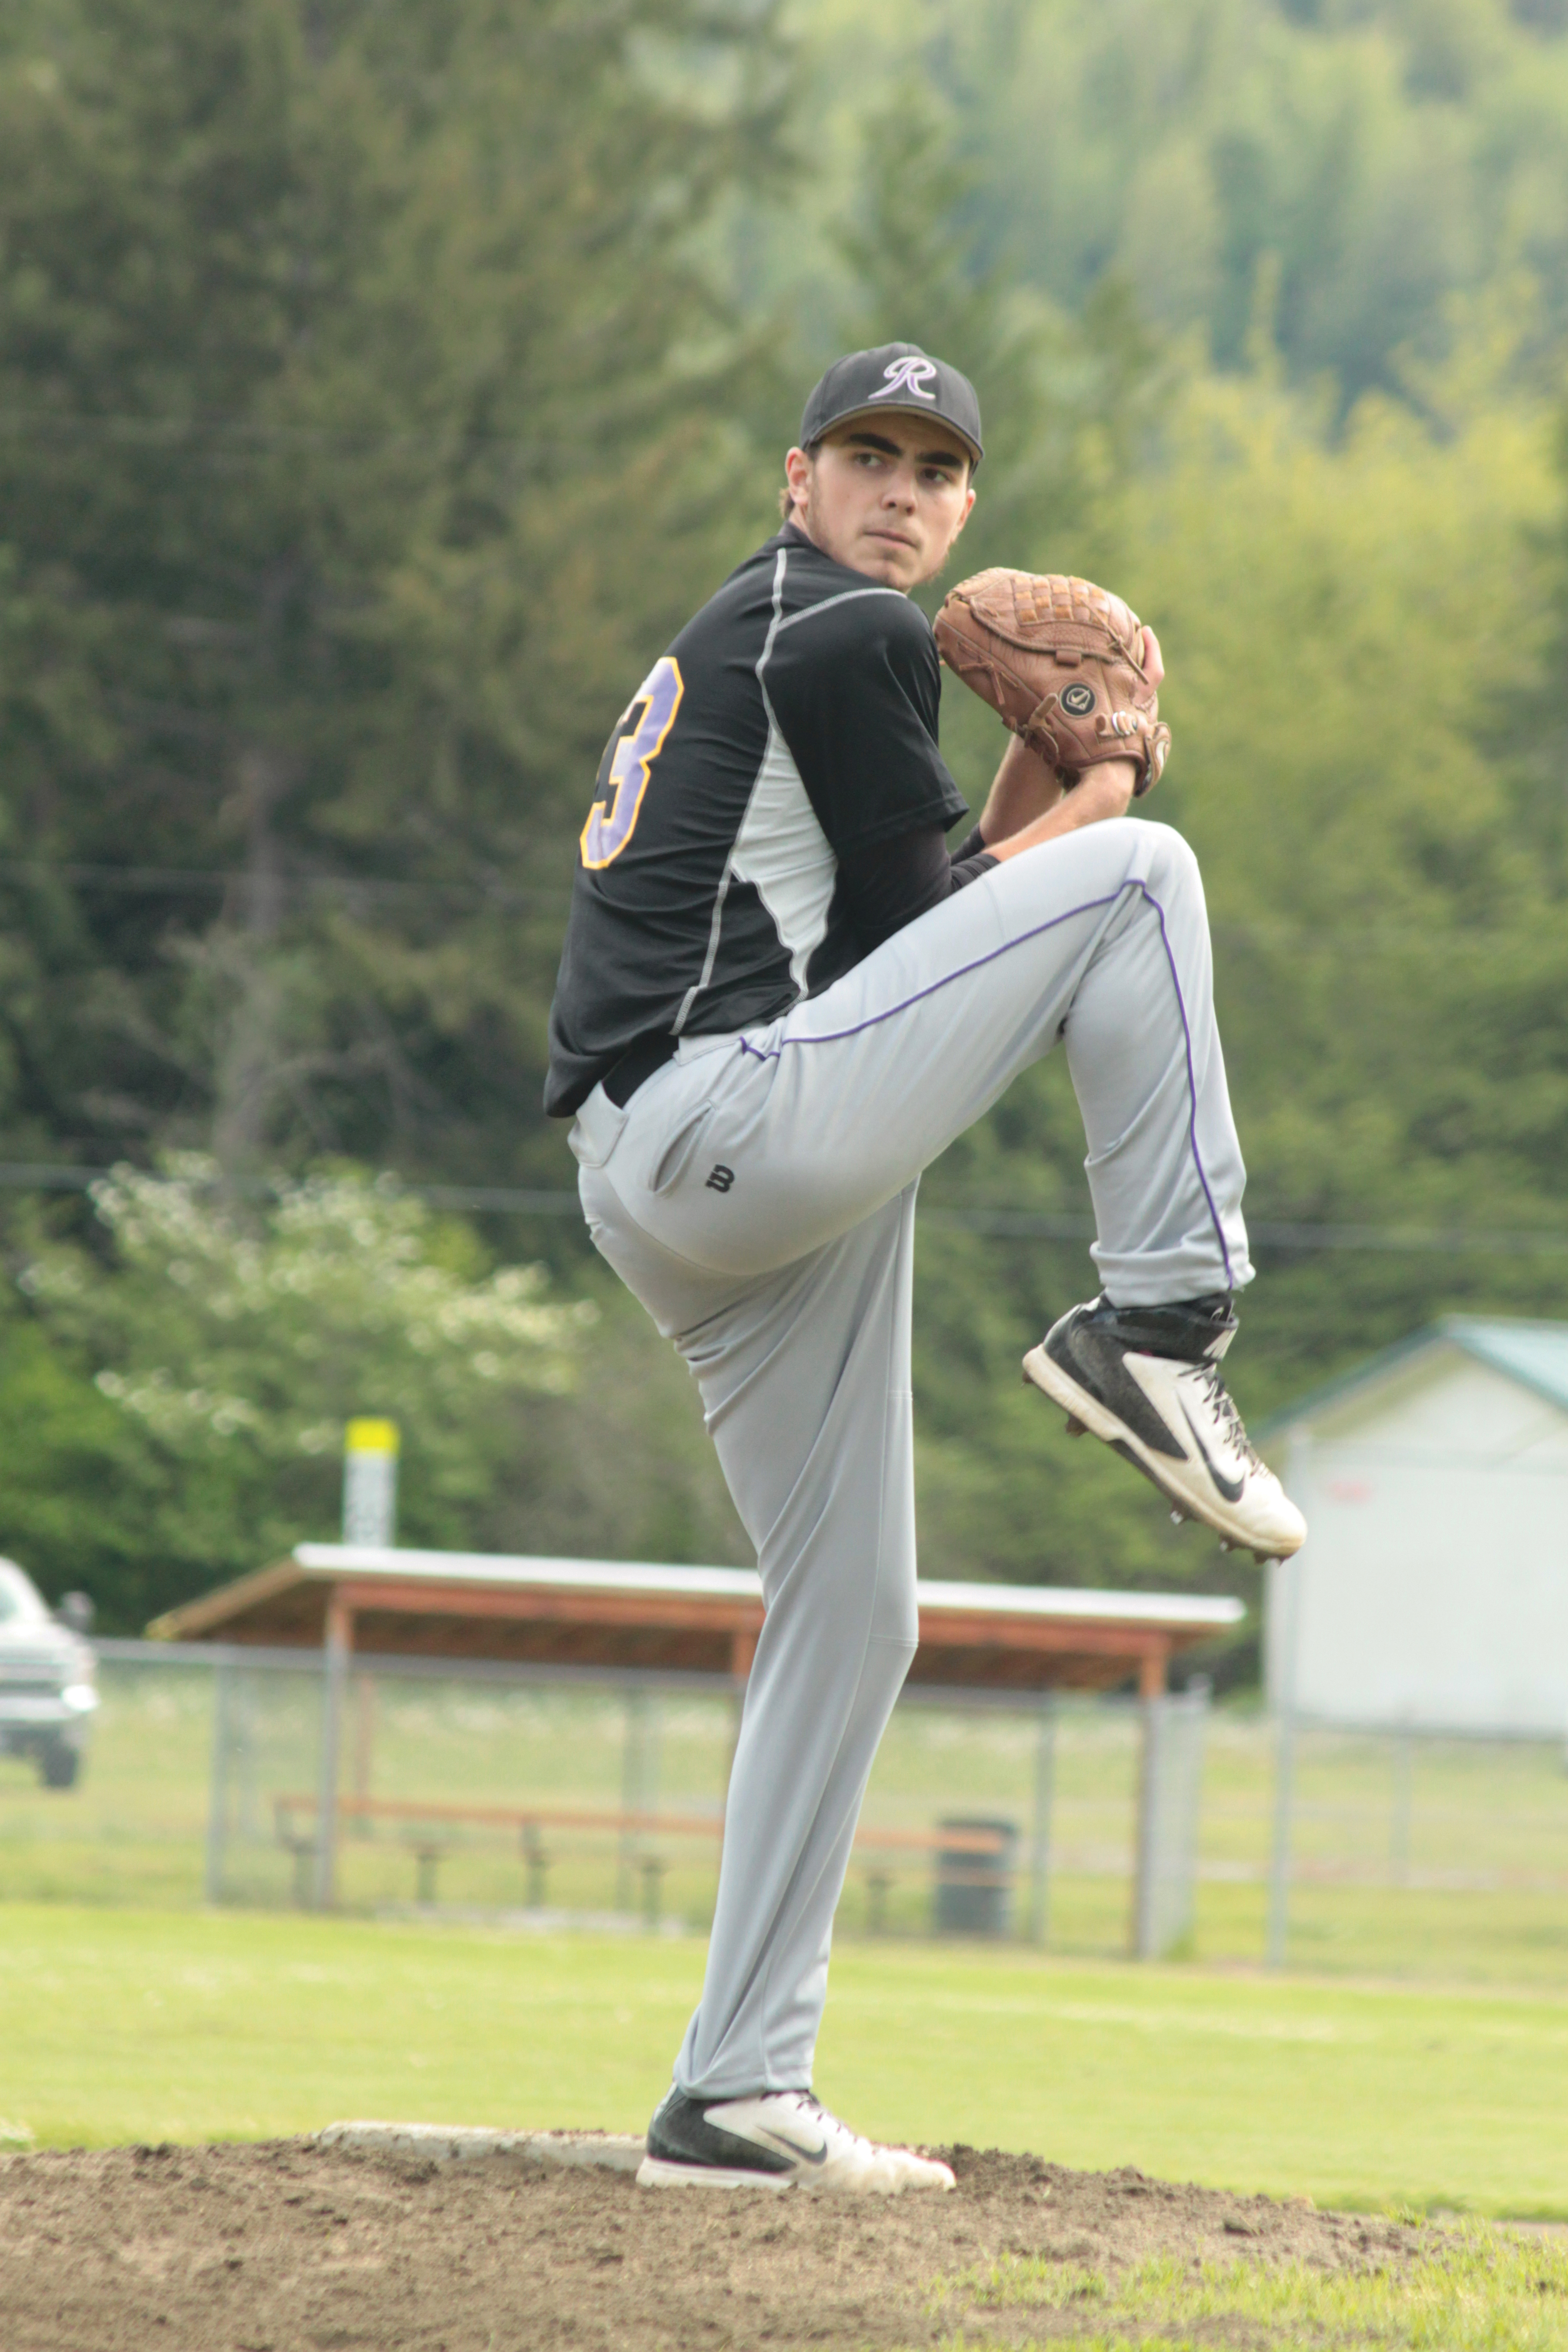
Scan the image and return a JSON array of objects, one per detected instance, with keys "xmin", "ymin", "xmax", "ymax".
[
  {"xmin": 0, "ymin": 1165, "xmax": 581, "ymax": 1216},
  {"xmin": 0, "ymin": 409, "xmax": 562, "ymax": 459},
  {"xmin": 0, "ymin": 860, "xmax": 559, "ymax": 910},
  {"xmin": 0, "ymin": 1165, "xmax": 105, "ymax": 1192},
  {"xmin": 4, "ymin": 861, "xmax": 1567, "ymax": 953},
  {"xmin": 919, "ymin": 1206, "xmax": 1568, "ymax": 1256},
  {"xmin": 4, "ymin": 1161, "xmax": 1568, "ymax": 1254}
]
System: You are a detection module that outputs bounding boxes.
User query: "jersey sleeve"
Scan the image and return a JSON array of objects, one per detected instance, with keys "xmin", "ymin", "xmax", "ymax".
[
  {"xmin": 834, "ymin": 824, "xmax": 999, "ymax": 956},
  {"xmin": 763, "ymin": 593, "xmax": 969, "ymax": 855}
]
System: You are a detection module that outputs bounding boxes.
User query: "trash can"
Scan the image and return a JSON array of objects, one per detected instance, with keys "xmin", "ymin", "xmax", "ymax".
[{"xmin": 933, "ymin": 1816, "xmax": 1018, "ymax": 1937}]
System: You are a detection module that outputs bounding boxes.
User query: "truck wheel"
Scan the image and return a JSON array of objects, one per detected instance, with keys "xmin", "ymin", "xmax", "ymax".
[{"xmin": 39, "ymin": 1740, "xmax": 80, "ymax": 1790}]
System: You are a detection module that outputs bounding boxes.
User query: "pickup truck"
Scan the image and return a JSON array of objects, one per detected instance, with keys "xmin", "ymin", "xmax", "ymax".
[{"xmin": 0, "ymin": 1559, "xmax": 97, "ymax": 1787}]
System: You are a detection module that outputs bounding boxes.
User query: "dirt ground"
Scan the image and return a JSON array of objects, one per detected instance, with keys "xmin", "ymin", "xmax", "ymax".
[{"xmin": 0, "ymin": 2137, "xmax": 1433, "ymax": 2351}]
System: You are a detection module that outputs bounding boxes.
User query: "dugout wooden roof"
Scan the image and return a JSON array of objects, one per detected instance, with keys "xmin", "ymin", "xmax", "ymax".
[{"xmin": 147, "ymin": 1545, "xmax": 1242, "ymax": 1696}]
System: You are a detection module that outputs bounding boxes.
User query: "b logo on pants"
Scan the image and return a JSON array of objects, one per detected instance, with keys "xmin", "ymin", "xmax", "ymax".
[{"xmin": 705, "ymin": 1164, "xmax": 736, "ymax": 1193}]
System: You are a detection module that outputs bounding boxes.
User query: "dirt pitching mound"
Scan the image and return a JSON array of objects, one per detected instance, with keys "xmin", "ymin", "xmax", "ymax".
[{"xmin": 0, "ymin": 2136, "xmax": 1431, "ymax": 2350}]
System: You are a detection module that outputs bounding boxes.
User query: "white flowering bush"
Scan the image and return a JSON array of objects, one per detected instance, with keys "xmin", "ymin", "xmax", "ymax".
[
  {"xmin": 22, "ymin": 1157, "xmax": 591, "ymax": 1454},
  {"xmin": 11, "ymin": 1158, "xmax": 596, "ymax": 1612}
]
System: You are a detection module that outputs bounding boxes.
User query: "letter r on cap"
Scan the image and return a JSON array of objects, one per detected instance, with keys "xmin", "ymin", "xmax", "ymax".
[{"xmin": 869, "ymin": 357, "xmax": 937, "ymax": 402}]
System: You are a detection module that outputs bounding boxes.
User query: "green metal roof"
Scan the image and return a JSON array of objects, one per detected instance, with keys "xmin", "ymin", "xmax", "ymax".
[
  {"xmin": 1446, "ymin": 1318, "xmax": 1568, "ymax": 1416},
  {"xmin": 1262, "ymin": 1316, "xmax": 1568, "ymax": 1435}
]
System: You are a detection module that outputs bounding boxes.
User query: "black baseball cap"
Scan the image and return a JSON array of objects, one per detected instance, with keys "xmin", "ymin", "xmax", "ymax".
[{"xmin": 799, "ymin": 342, "xmax": 983, "ymax": 469}]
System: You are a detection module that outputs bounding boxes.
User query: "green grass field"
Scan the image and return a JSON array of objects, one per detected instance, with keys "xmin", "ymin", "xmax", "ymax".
[
  {"xmin": 3, "ymin": 1902, "xmax": 1566, "ymax": 2218},
  {"xmin": 935, "ymin": 2238, "xmax": 1568, "ymax": 2352},
  {"xmin": 6, "ymin": 1659, "xmax": 1568, "ymax": 2347}
]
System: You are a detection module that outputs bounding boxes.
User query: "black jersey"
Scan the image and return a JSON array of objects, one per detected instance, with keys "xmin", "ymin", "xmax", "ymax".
[{"xmin": 545, "ymin": 525, "xmax": 969, "ymax": 1117}]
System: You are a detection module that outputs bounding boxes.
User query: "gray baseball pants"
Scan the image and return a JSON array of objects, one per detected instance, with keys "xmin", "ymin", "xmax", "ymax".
[{"xmin": 568, "ymin": 816, "xmax": 1251, "ymax": 2100}]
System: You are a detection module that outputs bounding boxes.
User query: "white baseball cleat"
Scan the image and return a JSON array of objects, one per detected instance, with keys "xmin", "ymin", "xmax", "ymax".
[
  {"xmin": 637, "ymin": 2085, "xmax": 955, "ymax": 2194},
  {"xmin": 1023, "ymin": 1292, "xmax": 1306, "ymax": 1563}
]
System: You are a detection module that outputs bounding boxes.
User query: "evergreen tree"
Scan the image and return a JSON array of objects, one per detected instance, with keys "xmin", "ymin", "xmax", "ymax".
[{"xmin": 0, "ymin": 0, "xmax": 789, "ymax": 1187}]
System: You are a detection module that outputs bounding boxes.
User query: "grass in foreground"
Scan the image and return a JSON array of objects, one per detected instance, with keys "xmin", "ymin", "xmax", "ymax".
[
  {"xmin": 930, "ymin": 2234, "xmax": 1568, "ymax": 2350},
  {"xmin": 3, "ymin": 1903, "xmax": 1566, "ymax": 2216}
]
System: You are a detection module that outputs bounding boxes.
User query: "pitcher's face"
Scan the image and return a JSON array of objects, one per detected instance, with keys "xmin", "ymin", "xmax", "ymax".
[{"xmin": 784, "ymin": 413, "xmax": 975, "ymax": 590}]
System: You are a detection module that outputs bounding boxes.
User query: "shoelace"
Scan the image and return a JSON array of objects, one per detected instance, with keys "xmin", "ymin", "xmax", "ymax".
[
  {"xmin": 1191, "ymin": 1357, "xmax": 1264, "ymax": 1470},
  {"xmin": 785, "ymin": 2091, "xmax": 868, "ymax": 2151}
]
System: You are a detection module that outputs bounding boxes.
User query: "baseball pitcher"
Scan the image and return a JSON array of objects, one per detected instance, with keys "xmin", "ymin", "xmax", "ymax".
[{"xmin": 545, "ymin": 343, "xmax": 1305, "ymax": 2195}]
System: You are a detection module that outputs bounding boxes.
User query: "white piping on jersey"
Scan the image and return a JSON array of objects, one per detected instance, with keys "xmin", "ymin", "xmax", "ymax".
[
  {"xmin": 770, "ymin": 583, "xmax": 912, "ymax": 636},
  {"xmin": 672, "ymin": 554, "xmax": 909, "ymax": 1034},
  {"xmin": 730, "ymin": 720, "xmax": 835, "ymax": 993},
  {"xmin": 672, "ymin": 861, "xmax": 735, "ymax": 1036},
  {"xmin": 673, "ymin": 546, "xmax": 791, "ymax": 1034}
]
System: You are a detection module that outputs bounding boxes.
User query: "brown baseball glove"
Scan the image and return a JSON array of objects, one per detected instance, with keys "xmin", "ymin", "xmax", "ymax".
[{"xmin": 933, "ymin": 570, "xmax": 1170, "ymax": 795}]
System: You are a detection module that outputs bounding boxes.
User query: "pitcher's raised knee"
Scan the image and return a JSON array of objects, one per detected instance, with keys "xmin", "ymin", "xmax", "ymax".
[{"xmin": 1130, "ymin": 819, "xmax": 1204, "ymax": 909}]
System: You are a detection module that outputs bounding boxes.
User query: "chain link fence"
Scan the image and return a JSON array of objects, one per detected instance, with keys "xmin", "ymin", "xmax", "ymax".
[
  {"xmin": 5, "ymin": 1643, "xmax": 1566, "ymax": 1980},
  {"xmin": 0, "ymin": 1643, "xmax": 1211, "ymax": 1957}
]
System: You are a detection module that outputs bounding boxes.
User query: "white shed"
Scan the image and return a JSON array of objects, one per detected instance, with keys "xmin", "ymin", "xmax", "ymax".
[{"xmin": 1265, "ymin": 1318, "xmax": 1568, "ymax": 1736}]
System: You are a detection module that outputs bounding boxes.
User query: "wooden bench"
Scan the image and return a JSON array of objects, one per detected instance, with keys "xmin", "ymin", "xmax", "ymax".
[
  {"xmin": 272, "ymin": 1793, "xmax": 723, "ymax": 1916},
  {"xmin": 272, "ymin": 1796, "xmax": 1017, "ymax": 1927},
  {"xmin": 849, "ymin": 1823, "xmax": 1015, "ymax": 1935},
  {"xmin": 276, "ymin": 1821, "xmax": 318, "ymax": 1908},
  {"xmin": 409, "ymin": 1835, "xmax": 454, "ymax": 1905}
]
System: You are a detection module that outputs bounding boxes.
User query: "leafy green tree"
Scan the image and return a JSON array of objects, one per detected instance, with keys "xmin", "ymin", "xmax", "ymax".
[
  {"xmin": 9, "ymin": 1161, "xmax": 590, "ymax": 1622},
  {"xmin": 12, "ymin": 0, "xmax": 1568, "ymax": 1680},
  {"xmin": 814, "ymin": 78, "xmax": 1205, "ymax": 1605},
  {"xmin": 0, "ymin": 0, "xmax": 788, "ymax": 1188},
  {"xmin": 806, "ymin": 49, "xmax": 1568, "ymax": 1655},
  {"xmin": 779, "ymin": 0, "xmax": 1568, "ymax": 407},
  {"xmin": 0, "ymin": 1157, "xmax": 751, "ymax": 1627},
  {"xmin": 916, "ymin": 333, "xmax": 1568, "ymax": 1658}
]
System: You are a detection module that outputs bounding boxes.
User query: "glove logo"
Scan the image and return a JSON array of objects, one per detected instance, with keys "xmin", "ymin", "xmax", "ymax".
[
  {"xmin": 1060, "ymin": 681, "xmax": 1096, "ymax": 716},
  {"xmin": 869, "ymin": 356, "xmax": 937, "ymax": 403}
]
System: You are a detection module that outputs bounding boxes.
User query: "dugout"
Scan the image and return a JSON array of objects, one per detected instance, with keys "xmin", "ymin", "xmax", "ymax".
[{"xmin": 151, "ymin": 1545, "xmax": 1241, "ymax": 1956}]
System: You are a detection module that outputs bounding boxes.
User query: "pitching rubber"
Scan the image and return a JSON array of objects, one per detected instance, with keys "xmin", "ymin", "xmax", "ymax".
[{"xmin": 316, "ymin": 2122, "xmax": 644, "ymax": 2171}]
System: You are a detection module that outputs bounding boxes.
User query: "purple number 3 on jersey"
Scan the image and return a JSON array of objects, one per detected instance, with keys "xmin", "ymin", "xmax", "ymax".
[{"xmin": 580, "ymin": 656, "xmax": 685, "ymax": 870}]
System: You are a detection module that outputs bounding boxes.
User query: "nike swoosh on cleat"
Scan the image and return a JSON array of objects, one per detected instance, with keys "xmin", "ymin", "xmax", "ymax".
[
  {"xmin": 756, "ymin": 2129, "xmax": 829, "ymax": 2167},
  {"xmin": 1178, "ymin": 1400, "xmax": 1246, "ymax": 1505}
]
